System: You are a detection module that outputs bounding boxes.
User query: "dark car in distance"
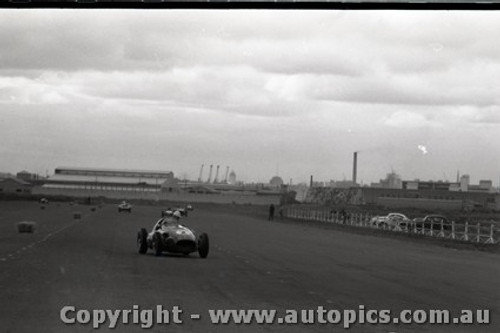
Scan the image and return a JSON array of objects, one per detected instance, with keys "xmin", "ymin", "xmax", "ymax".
[{"xmin": 412, "ymin": 214, "xmax": 451, "ymax": 231}]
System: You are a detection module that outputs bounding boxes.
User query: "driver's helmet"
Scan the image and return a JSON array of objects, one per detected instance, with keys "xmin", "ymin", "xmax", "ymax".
[
  {"xmin": 173, "ymin": 211, "xmax": 182, "ymax": 219},
  {"xmin": 163, "ymin": 210, "xmax": 173, "ymax": 216}
]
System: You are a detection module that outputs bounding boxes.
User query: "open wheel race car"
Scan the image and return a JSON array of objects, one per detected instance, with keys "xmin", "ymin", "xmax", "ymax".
[
  {"xmin": 137, "ymin": 216, "xmax": 209, "ymax": 258},
  {"xmin": 118, "ymin": 201, "xmax": 132, "ymax": 213}
]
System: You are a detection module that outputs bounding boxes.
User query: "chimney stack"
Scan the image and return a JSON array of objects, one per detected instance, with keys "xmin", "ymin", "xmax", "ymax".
[
  {"xmin": 214, "ymin": 165, "xmax": 220, "ymax": 184},
  {"xmin": 353, "ymin": 152, "xmax": 358, "ymax": 185},
  {"xmin": 207, "ymin": 165, "xmax": 213, "ymax": 183}
]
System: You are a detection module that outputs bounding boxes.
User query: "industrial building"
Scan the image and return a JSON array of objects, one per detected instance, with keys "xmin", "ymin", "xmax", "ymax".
[
  {"xmin": 35, "ymin": 166, "xmax": 282, "ymax": 205},
  {"xmin": 42, "ymin": 167, "xmax": 174, "ymax": 192},
  {"xmin": 0, "ymin": 177, "xmax": 32, "ymax": 195},
  {"xmin": 304, "ymin": 151, "xmax": 500, "ymax": 210},
  {"xmin": 304, "ymin": 185, "xmax": 500, "ymax": 211}
]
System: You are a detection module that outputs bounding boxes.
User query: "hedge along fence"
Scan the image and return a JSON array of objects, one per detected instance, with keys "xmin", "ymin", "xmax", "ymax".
[{"xmin": 282, "ymin": 206, "xmax": 499, "ymax": 245}]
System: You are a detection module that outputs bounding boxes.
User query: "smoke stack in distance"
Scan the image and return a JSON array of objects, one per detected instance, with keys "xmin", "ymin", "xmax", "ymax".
[{"xmin": 353, "ymin": 152, "xmax": 358, "ymax": 185}]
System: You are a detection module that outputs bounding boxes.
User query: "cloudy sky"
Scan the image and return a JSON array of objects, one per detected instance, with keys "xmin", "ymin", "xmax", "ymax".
[{"xmin": 0, "ymin": 10, "xmax": 499, "ymax": 185}]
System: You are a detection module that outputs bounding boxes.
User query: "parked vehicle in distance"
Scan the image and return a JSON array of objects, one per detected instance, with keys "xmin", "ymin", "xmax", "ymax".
[
  {"xmin": 137, "ymin": 215, "xmax": 209, "ymax": 258},
  {"xmin": 118, "ymin": 201, "xmax": 132, "ymax": 213},
  {"xmin": 412, "ymin": 215, "xmax": 451, "ymax": 231},
  {"xmin": 370, "ymin": 212, "xmax": 412, "ymax": 230}
]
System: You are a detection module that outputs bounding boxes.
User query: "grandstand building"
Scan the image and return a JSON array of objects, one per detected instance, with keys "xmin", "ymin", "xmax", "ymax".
[{"xmin": 43, "ymin": 167, "xmax": 174, "ymax": 192}]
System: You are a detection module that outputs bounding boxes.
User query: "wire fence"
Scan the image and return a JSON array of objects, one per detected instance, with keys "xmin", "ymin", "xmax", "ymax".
[{"xmin": 282, "ymin": 206, "xmax": 499, "ymax": 245}]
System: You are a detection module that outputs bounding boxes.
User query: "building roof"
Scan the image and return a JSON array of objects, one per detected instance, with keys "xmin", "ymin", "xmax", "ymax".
[
  {"xmin": 55, "ymin": 166, "xmax": 173, "ymax": 177},
  {"xmin": 0, "ymin": 177, "xmax": 31, "ymax": 186},
  {"xmin": 48, "ymin": 173, "xmax": 169, "ymax": 185}
]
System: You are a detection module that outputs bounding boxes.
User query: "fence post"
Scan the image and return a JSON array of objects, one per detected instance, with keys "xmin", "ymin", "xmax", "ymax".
[
  {"xmin": 463, "ymin": 222, "xmax": 469, "ymax": 241},
  {"xmin": 475, "ymin": 223, "xmax": 481, "ymax": 243},
  {"xmin": 485, "ymin": 224, "xmax": 496, "ymax": 244},
  {"xmin": 437, "ymin": 220, "xmax": 445, "ymax": 238},
  {"xmin": 451, "ymin": 221, "xmax": 456, "ymax": 240}
]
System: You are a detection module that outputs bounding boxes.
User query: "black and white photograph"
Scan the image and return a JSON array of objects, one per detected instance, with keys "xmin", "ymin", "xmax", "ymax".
[{"xmin": 0, "ymin": 8, "xmax": 499, "ymax": 333}]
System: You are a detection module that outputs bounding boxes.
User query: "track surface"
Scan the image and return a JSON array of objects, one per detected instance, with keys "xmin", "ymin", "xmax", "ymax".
[{"xmin": 0, "ymin": 201, "xmax": 498, "ymax": 333}]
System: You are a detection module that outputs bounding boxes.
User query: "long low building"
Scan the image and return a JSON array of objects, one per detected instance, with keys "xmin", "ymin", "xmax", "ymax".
[
  {"xmin": 43, "ymin": 167, "xmax": 174, "ymax": 192},
  {"xmin": 37, "ymin": 166, "xmax": 282, "ymax": 205},
  {"xmin": 304, "ymin": 186, "xmax": 500, "ymax": 211}
]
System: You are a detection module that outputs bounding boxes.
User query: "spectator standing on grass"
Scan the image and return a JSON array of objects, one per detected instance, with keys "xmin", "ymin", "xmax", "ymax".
[{"xmin": 269, "ymin": 204, "xmax": 275, "ymax": 221}]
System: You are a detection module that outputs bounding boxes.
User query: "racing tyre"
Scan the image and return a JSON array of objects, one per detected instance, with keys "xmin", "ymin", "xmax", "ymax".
[
  {"xmin": 153, "ymin": 232, "xmax": 163, "ymax": 257},
  {"xmin": 198, "ymin": 233, "xmax": 209, "ymax": 258},
  {"xmin": 137, "ymin": 228, "xmax": 148, "ymax": 254}
]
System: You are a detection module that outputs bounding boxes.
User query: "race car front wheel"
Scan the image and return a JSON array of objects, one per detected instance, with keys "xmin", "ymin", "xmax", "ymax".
[
  {"xmin": 137, "ymin": 228, "xmax": 148, "ymax": 254},
  {"xmin": 198, "ymin": 233, "xmax": 209, "ymax": 258},
  {"xmin": 153, "ymin": 233, "xmax": 163, "ymax": 257}
]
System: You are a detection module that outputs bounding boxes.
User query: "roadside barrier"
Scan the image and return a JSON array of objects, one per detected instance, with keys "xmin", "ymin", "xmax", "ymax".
[{"xmin": 282, "ymin": 206, "xmax": 499, "ymax": 245}]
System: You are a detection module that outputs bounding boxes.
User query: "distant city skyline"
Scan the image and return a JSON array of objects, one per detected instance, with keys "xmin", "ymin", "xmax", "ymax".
[
  {"xmin": 1, "ymin": 11, "xmax": 499, "ymax": 186},
  {"xmin": 4, "ymin": 164, "xmax": 499, "ymax": 190}
]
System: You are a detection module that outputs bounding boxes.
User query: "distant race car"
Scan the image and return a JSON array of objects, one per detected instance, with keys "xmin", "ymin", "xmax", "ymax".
[
  {"xmin": 161, "ymin": 207, "xmax": 188, "ymax": 217},
  {"xmin": 118, "ymin": 201, "xmax": 132, "ymax": 213},
  {"xmin": 137, "ymin": 216, "xmax": 209, "ymax": 258},
  {"xmin": 186, "ymin": 204, "xmax": 193, "ymax": 211},
  {"xmin": 370, "ymin": 212, "xmax": 411, "ymax": 230},
  {"xmin": 174, "ymin": 207, "xmax": 188, "ymax": 217}
]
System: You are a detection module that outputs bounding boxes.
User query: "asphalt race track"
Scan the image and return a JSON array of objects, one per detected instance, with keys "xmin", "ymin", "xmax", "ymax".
[{"xmin": 0, "ymin": 201, "xmax": 499, "ymax": 333}]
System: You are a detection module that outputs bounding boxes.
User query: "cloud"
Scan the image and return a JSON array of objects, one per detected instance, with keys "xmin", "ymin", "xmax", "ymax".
[
  {"xmin": 383, "ymin": 111, "xmax": 439, "ymax": 128},
  {"xmin": 0, "ymin": 75, "xmax": 72, "ymax": 105},
  {"xmin": 1, "ymin": 11, "xmax": 500, "ymax": 183}
]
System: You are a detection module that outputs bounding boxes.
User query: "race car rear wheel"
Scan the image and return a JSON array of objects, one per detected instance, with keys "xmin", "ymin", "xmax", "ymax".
[
  {"xmin": 137, "ymin": 228, "xmax": 148, "ymax": 254},
  {"xmin": 198, "ymin": 233, "xmax": 209, "ymax": 258},
  {"xmin": 153, "ymin": 232, "xmax": 163, "ymax": 257}
]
